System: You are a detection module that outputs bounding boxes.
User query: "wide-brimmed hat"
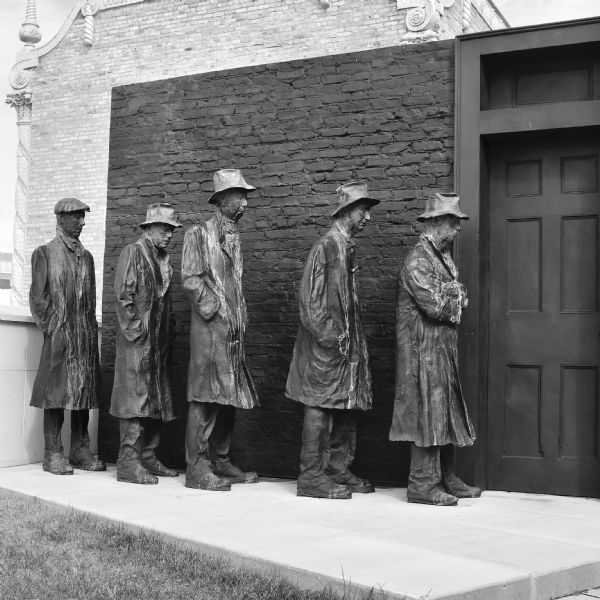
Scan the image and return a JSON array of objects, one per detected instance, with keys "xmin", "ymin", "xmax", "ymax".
[
  {"xmin": 331, "ymin": 181, "xmax": 379, "ymax": 217},
  {"xmin": 208, "ymin": 169, "xmax": 256, "ymax": 204},
  {"xmin": 54, "ymin": 198, "xmax": 90, "ymax": 214},
  {"xmin": 417, "ymin": 193, "xmax": 469, "ymax": 221},
  {"xmin": 140, "ymin": 203, "xmax": 182, "ymax": 228}
]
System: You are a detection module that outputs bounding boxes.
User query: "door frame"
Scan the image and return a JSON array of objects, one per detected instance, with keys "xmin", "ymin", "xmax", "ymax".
[{"xmin": 454, "ymin": 17, "xmax": 600, "ymax": 489}]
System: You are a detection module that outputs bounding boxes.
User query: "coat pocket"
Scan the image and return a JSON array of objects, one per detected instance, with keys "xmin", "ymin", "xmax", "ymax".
[{"xmin": 305, "ymin": 342, "xmax": 347, "ymax": 392}]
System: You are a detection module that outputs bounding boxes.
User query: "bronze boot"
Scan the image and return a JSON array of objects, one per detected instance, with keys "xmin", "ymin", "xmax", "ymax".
[
  {"xmin": 185, "ymin": 457, "xmax": 231, "ymax": 491},
  {"xmin": 43, "ymin": 409, "xmax": 73, "ymax": 475},
  {"xmin": 297, "ymin": 407, "xmax": 352, "ymax": 499},
  {"xmin": 117, "ymin": 418, "xmax": 158, "ymax": 485},
  {"xmin": 69, "ymin": 410, "xmax": 106, "ymax": 471},
  {"xmin": 441, "ymin": 444, "xmax": 481, "ymax": 498},
  {"xmin": 141, "ymin": 418, "xmax": 178, "ymax": 477},
  {"xmin": 407, "ymin": 444, "xmax": 458, "ymax": 506},
  {"xmin": 213, "ymin": 459, "xmax": 258, "ymax": 484}
]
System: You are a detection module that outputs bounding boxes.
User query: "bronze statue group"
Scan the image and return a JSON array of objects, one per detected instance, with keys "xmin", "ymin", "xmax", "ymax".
[{"xmin": 29, "ymin": 169, "xmax": 481, "ymax": 507}]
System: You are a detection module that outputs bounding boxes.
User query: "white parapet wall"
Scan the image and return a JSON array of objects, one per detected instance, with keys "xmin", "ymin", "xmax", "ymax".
[{"xmin": 0, "ymin": 305, "xmax": 99, "ymax": 467}]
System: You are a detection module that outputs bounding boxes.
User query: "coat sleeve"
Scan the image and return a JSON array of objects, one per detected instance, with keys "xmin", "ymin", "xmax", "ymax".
[
  {"xmin": 181, "ymin": 226, "xmax": 221, "ymax": 321},
  {"xmin": 298, "ymin": 244, "xmax": 341, "ymax": 348},
  {"xmin": 402, "ymin": 257, "xmax": 463, "ymax": 324},
  {"xmin": 29, "ymin": 246, "xmax": 54, "ymax": 334},
  {"xmin": 114, "ymin": 244, "xmax": 146, "ymax": 342},
  {"xmin": 87, "ymin": 251, "xmax": 99, "ymax": 325}
]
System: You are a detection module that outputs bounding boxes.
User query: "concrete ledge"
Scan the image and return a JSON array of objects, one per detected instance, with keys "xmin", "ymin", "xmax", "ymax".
[
  {"xmin": 0, "ymin": 304, "xmax": 34, "ymax": 323},
  {"xmin": 2, "ymin": 465, "xmax": 600, "ymax": 599}
]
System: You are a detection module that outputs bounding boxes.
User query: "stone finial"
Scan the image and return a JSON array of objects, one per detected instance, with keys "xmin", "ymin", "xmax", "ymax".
[{"xmin": 19, "ymin": 0, "xmax": 42, "ymax": 47}]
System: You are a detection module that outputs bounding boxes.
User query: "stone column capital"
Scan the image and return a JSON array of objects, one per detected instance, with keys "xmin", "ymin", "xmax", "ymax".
[{"xmin": 6, "ymin": 92, "xmax": 33, "ymax": 123}]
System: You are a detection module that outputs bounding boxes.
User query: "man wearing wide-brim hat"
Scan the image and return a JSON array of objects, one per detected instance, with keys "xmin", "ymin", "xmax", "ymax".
[
  {"xmin": 110, "ymin": 202, "xmax": 182, "ymax": 484},
  {"xmin": 29, "ymin": 198, "xmax": 105, "ymax": 475},
  {"xmin": 286, "ymin": 181, "xmax": 378, "ymax": 499},
  {"xmin": 182, "ymin": 169, "xmax": 260, "ymax": 491},
  {"xmin": 389, "ymin": 192, "xmax": 481, "ymax": 506}
]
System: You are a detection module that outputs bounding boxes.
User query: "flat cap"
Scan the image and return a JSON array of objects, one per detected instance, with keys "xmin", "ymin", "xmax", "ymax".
[{"xmin": 53, "ymin": 198, "xmax": 91, "ymax": 214}]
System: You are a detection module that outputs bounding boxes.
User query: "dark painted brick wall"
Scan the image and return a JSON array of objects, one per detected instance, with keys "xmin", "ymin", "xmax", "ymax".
[{"xmin": 100, "ymin": 40, "xmax": 455, "ymax": 486}]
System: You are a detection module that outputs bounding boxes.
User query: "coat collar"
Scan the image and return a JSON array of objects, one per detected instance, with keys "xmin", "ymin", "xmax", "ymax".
[
  {"xmin": 56, "ymin": 227, "xmax": 84, "ymax": 258},
  {"xmin": 420, "ymin": 234, "xmax": 456, "ymax": 280},
  {"xmin": 211, "ymin": 212, "xmax": 238, "ymax": 260},
  {"xmin": 331, "ymin": 222, "xmax": 356, "ymax": 248}
]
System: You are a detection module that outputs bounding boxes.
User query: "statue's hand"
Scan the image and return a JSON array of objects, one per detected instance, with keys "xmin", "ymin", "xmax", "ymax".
[{"xmin": 338, "ymin": 332, "xmax": 349, "ymax": 358}]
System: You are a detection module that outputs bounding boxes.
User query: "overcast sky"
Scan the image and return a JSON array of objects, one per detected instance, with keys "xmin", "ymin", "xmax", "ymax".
[{"xmin": 1, "ymin": 0, "xmax": 599, "ymax": 252}]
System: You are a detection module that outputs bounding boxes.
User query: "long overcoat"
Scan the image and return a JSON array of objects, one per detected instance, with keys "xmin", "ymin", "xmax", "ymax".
[
  {"xmin": 110, "ymin": 236, "xmax": 175, "ymax": 421},
  {"xmin": 29, "ymin": 231, "xmax": 100, "ymax": 410},
  {"xmin": 181, "ymin": 215, "xmax": 258, "ymax": 409},
  {"xmin": 389, "ymin": 235, "xmax": 476, "ymax": 447},
  {"xmin": 285, "ymin": 225, "xmax": 372, "ymax": 410}
]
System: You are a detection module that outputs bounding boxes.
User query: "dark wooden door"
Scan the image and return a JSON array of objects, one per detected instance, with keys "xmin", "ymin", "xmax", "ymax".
[{"xmin": 487, "ymin": 129, "xmax": 600, "ymax": 496}]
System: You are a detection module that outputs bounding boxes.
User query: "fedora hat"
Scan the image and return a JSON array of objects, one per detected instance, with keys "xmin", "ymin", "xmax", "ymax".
[
  {"xmin": 417, "ymin": 193, "xmax": 469, "ymax": 221},
  {"xmin": 331, "ymin": 181, "xmax": 379, "ymax": 217},
  {"xmin": 208, "ymin": 169, "xmax": 256, "ymax": 204},
  {"xmin": 54, "ymin": 198, "xmax": 90, "ymax": 214},
  {"xmin": 140, "ymin": 203, "xmax": 182, "ymax": 228}
]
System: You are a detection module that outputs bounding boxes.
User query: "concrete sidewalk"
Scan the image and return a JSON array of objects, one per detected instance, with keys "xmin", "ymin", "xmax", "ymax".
[{"xmin": 2, "ymin": 464, "xmax": 600, "ymax": 600}]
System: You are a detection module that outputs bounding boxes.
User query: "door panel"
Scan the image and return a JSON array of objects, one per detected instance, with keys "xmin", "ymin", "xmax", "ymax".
[{"xmin": 487, "ymin": 129, "xmax": 600, "ymax": 496}]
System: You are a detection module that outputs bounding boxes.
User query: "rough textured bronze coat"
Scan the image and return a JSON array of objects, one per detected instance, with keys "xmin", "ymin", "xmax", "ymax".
[
  {"xmin": 110, "ymin": 236, "xmax": 175, "ymax": 421},
  {"xmin": 389, "ymin": 235, "xmax": 476, "ymax": 447},
  {"xmin": 286, "ymin": 225, "xmax": 372, "ymax": 410},
  {"xmin": 182, "ymin": 214, "xmax": 258, "ymax": 409},
  {"xmin": 29, "ymin": 230, "xmax": 100, "ymax": 410}
]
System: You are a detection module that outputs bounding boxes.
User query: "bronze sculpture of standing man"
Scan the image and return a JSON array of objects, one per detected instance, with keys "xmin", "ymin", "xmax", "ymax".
[
  {"xmin": 390, "ymin": 193, "xmax": 481, "ymax": 506},
  {"xmin": 110, "ymin": 203, "xmax": 182, "ymax": 484},
  {"xmin": 29, "ymin": 198, "xmax": 105, "ymax": 475},
  {"xmin": 182, "ymin": 169, "xmax": 260, "ymax": 492},
  {"xmin": 286, "ymin": 181, "xmax": 378, "ymax": 499}
]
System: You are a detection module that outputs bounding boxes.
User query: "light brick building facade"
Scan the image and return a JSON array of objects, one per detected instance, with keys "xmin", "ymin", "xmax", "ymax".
[{"xmin": 7, "ymin": 0, "xmax": 506, "ymax": 308}]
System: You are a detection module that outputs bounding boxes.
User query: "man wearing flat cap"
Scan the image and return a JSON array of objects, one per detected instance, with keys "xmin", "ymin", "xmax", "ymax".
[
  {"xmin": 29, "ymin": 198, "xmax": 105, "ymax": 475},
  {"xmin": 286, "ymin": 181, "xmax": 378, "ymax": 499},
  {"xmin": 390, "ymin": 193, "xmax": 480, "ymax": 506},
  {"xmin": 110, "ymin": 203, "xmax": 182, "ymax": 484},
  {"xmin": 182, "ymin": 168, "xmax": 260, "ymax": 491}
]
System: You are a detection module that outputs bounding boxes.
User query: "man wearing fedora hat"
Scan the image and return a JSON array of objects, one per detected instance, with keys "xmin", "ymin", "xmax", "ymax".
[
  {"xmin": 286, "ymin": 181, "xmax": 378, "ymax": 499},
  {"xmin": 29, "ymin": 198, "xmax": 106, "ymax": 475},
  {"xmin": 110, "ymin": 203, "xmax": 182, "ymax": 484},
  {"xmin": 182, "ymin": 168, "xmax": 260, "ymax": 491},
  {"xmin": 389, "ymin": 192, "xmax": 480, "ymax": 506}
]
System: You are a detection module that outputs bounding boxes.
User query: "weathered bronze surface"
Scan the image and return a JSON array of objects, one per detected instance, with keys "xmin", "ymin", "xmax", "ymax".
[
  {"xmin": 182, "ymin": 169, "xmax": 259, "ymax": 491},
  {"xmin": 29, "ymin": 198, "xmax": 105, "ymax": 475},
  {"xmin": 389, "ymin": 193, "xmax": 480, "ymax": 506},
  {"xmin": 286, "ymin": 181, "xmax": 378, "ymax": 499},
  {"xmin": 110, "ymin": 203, "xmax": 181, "ymax": 484}
]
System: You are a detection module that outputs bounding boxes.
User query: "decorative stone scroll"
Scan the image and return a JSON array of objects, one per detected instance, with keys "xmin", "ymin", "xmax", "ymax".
[
  {"xmin": 396, "ymin": 0, "xmax": 455, "ymax": 43},
  {"xmin": 462, "ymin": 0, "xmax": 473, "ymax": 33},
  {"xmin": 81, "ymin": 0, "xmax": 100, "ymax": 46},
  {"xmin": 81, "ymin": 0, "xmax": 145, "ymax": 46}
]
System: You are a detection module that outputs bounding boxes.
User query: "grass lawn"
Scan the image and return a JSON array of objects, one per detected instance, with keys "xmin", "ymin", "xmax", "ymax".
[{"xmin": 0, "ymin": 493, "xmax": 384, "ymax": 600}]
